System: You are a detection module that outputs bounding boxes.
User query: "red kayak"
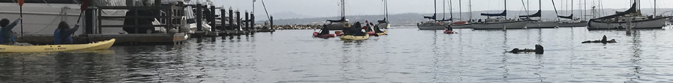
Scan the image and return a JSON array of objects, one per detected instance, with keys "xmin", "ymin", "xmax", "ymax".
[
  {"xmin": 444, "ymin": 29, "xmax": 456, "ymax": 34},
  {"xmin": 313, "ymin": 32, "xmax": 336, "ymax": 38},
  {"xmin": 335, "ymin": 31, "xmax": 343, "ymax": 36}
]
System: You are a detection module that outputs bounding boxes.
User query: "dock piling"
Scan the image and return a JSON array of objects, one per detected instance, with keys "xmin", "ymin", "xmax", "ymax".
[
  {"xmin": 85, "ymin": 7, "xmax": 94, "ymax": 34},
  {"xmin": 236, "ymin": 10, "xmax": 241, "ymax": 31},
  {"xmin": 220, "ymin": 9, "xmax": 226, "ymax": 30},
  {"xmin": 251, "ymin": 13, "xmax": 255, "ymax": 35},
  {"xmin": 228, "ymin": 8, "xmax": 234, "ymax": 30},
  {"xmin": 196, "ymin": 4, "xmax": 203, "ymax": 31},
  {"xmin": 245, "ymin": 11, "xmax": 249, "ymax": 31},
  {"xmin": 210, "ymin": 6, "xmax": 216, "ymax": 32}
]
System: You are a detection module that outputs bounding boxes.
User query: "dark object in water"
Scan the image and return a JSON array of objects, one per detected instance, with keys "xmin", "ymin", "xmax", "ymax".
[
  {"xmin": 582, "ymin": 35, "xmax": 617, "ymax": 43},
  {"xmin": 509, "ymin": 44, "xmax": 544, "ymax": 54}
]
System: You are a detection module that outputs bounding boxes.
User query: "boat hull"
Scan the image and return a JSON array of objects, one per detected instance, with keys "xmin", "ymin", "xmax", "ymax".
[
  {"xmin": 558, "ymin": 21, "xmax": 588, "ymax": 27},
  {"xmin": 325, "ymin": 22, "xmax": 350, "ymax": 30},
  {"xmin": 377, "ymin": 23, "xmax": 391, "ymax": 29},
  {"xmin": 0, "ymin": 39, "xmax": 115, "ymax": 53},
  {"xmin": 472, "ymin": 21, "xmax": 528, "ymax": 30},
  {"xmin": 526, "ymin": 21, "xmax": 558, "ymax": 28},
  {"xmin": 451, "ymin": 24, "xmax": 472, "ymax": 29},
  {"xmin": 588, "ymin": 18, "xmax": 667, "ymax": 30},
  {"xmin": 417, "ymin": 25, "xmax": 445, "ymax": 30}
]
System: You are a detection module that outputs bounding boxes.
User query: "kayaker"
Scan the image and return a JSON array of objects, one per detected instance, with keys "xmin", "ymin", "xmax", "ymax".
[
  {"xmin": 54, "ymin": 21, "xmax": 80, "ymax": 44},
  {"xmin": 374, "ymin": 25, "xmax": 383, "ymax": 33},
  {"xmin": 0, "ymin": 17, "xmax": 21, "ymax": 44},
  {"xmin": 319, "ymin": 25, "xmax": 329, "ymax": 35},
  {"xmin": 447, "ymin": 25, "xmax": 453, "ymax": 31},
  {"xmin": 352, "ymin": 22, "xmax": 363, "ymax": 36},
  {"xmin": 342, "ymin": 24, "xmax": 352, "ymax": 35}
]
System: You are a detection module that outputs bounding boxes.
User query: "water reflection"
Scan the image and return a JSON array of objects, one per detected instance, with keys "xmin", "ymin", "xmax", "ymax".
[{"xmin": 2, "ymin": 28, "xmax": 673, "ymax": 82}]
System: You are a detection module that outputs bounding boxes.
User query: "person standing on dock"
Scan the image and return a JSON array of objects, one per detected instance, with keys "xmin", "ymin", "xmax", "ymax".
[
  {"xmin": 54, "ymin": 21, "xmax": 79, "ymax": 44},
  {"xmin": 0, "ymin": 17, "xmax": 21, "ymax": 44}
]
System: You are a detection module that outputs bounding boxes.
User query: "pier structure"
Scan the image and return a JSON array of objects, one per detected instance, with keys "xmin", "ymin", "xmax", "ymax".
[{"xmin": 18, "ymin": 0, "xmax": 189, "ymax": 45}]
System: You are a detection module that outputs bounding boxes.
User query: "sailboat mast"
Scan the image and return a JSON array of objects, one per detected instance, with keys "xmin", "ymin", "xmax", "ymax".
[
  {"xmin": 341, "ymin": 0, "xmax": 345, "ymax": 18},
  {"xmin": 443, "ymin": 0, "xmax": 446, "ymax": 19},
  {"xmin": 469, "ymin": 0, "xmax": 472, "ymax": 20},
  {"xmin": 654, "ymin": 0, "xmax": 656, "ymax": 16},
  {"xmin": 385, "ymin": 0, "xmax": 388, "ymax": 21},
  {"xmin": 571, "ymin": 0, "xmax": 573, "ymax": 17},
  {"xmin": 450, "ymin": 0, "xmax": 453, "ymax": 19},
  {"xmin": 504, "ymin": 0, "xmax": 507, "ymax": 18},
  {"xmin": 582, "ymin": 0, "xmax": 587, "ymax": 20},
  {"xmin": 459, "ymin": 0, "xmax": 462, "ymax": 20}
]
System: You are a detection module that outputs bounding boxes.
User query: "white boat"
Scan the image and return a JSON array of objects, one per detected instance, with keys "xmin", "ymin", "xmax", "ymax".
[
  {"xmin": 377, "ymin": 22, "xmax": 390, "ymax": 29},
  {"xmin": 587, "ymin": 2, "xmax": 666, "ymax": 30},
  {"xmin": 451, "ymin": 24, "xmax": 472, "ymax": 29},
  {"xmin": 520, "ymin": 0, "xmax": 557, "ymax": 28},
  {"xmin": 376, "ymin": 0, "xmax": 391, "ymax": 29},
  {"xmin": 526, "ymin": 21, "xmax": 558, "ymax": 28},
  {"xmin": 325, "ymin": 0, "xmax": 350, "ymax": 30},
  {"xmin": 472, "ymin": 0, "xmax": 527, "ymax": 30},
  {"xmin": 472, "ymin": 18, "xmax": 528, "ymax": 30},
  {"xmin": 417, "ymin": 21, "xmax": 445, "ymax": 30},
  {"xmin": 556, "ymin": 0, "xmax": 587, "ymax": 27},
  {"xmin": 557, "ymin": 20, "xmax": 588, "ymax": 27}
]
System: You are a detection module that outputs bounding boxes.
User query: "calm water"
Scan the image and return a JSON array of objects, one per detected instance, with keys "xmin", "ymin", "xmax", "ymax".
[{"xmin": 2, "ymin": 26, "xmax": 673, "ymax": 83}]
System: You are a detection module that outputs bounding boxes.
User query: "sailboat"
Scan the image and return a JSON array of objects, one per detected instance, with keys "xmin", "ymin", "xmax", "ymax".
[
  {"xmin": 472, "ymin": 0, "xmax": 527, "ymax": 30},
  {"xmin": 417, "ymin": 0, "xmax": 445, "ymax": 30},
  {"xmin": 557, "ymin": 0, "xmax": 587, "ymax": 27},
  {"xmin": 521, "ymin": 0, "xmax": 558, "ymax": 28},
  {"xmin": 377, "ymin": 0, "xmax": 391, "ymax": 29},
  {"xmin": 450, "ymin": 0, "xmax": 473, "ymax": 29},
  {"xmin": 325, "ymin": 0, "xmax": 350, "ymax": 30},
  {"xmin": 587, "ymin": 0, "xmax": 667, "ymax": 30}
]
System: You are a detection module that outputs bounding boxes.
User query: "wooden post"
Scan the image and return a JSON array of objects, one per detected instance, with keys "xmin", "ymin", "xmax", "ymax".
[
  {"xmin": 251, "ymin": 13, "xmax": 255, "ymax": 31},
  {"xmin": 229, "ymin": 8, "xmax": 234, "ymax": 30},
  {"xmin": 236, "ymin": 10, "xmax": 241, "ymax": 31},
  {"xmin": 210, "ymin": 6, "xmax": 216, "ymax": 32},
  {"xmin": 85, "ymin": 7, "xmax": 94, "ymax": 34},
  {"xmin": 220, "ymin": 9, "xmax": 226, "ymax": 30},
  {"xmin": 196, "ymin": 4, "xmax": 203, "ymax": 31},
  {"xmin": 245, "ymin": 11, "xmax": 249, "ymax": 31}
]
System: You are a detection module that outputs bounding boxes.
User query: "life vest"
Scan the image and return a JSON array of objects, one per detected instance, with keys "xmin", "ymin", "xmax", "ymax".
[{"xmin": 54, "ymin": 29, "xmax": 74, "ymax": 44}]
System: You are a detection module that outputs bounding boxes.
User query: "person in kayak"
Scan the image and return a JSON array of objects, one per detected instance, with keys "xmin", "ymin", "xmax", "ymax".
[
  {"xmin": 319, "ymin": 25, "xmax": 330, "ymax": 35},
  {"xmin": 374, "ymin": 24, "xmax": 383, "ymax": 33},
  {"xmin": 54, "ymin": 21, "xmax": 80, "ymax": 44},
  {"xmin": 0, "ymin": 18, "xmax": 21, "ymax": 44},
  {"xmin": 352, "ymin": 22, "xmax": 364, "ymax": 36}
]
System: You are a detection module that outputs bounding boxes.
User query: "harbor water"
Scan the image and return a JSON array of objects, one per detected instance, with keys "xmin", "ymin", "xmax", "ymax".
[{"xmin": 2, "ymin": 26, "xmax": 673, "ymax": 82}]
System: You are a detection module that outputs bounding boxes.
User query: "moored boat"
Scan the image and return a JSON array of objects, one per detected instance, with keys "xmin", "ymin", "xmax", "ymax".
[{"xmin": 587, "ymin": 2, "xmax": 667, "ymax": 30}]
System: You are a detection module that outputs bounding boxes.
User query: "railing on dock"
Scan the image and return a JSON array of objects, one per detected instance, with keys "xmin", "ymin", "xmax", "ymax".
[{"xmin": 88, "ymin": 2, "xmax": 185, "ymax": 34}]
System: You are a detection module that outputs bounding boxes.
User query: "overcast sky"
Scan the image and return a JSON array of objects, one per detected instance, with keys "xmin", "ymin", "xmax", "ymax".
[{"xmin": 212, "ymin": 0, "xmax": 673, "ymax": 18}]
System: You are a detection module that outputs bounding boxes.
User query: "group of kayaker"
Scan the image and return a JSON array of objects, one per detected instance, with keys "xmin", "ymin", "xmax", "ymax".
[
  {"xmin": 0, "ymin": 17, "xmax": 78, "ymax": 45},
  {"xmin": 341, "ymin": 21, "xmax": 384, "ymax": 36},
  {"xmin": 315, "ymin": 20, "xmax": 386, "ymax": 39}
]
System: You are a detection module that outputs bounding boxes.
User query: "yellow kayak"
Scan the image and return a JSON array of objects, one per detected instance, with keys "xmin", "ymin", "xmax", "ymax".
[
  {"xmin": 340, "ymin": 34, "xmax": 369, "ymax": 40},
  {"xmin": 376, "ymin": 30, "xmax": 387, "ymax": 36},
  {"xmin": 0, "ymin": 39, "xmax": 115, "ymax": 53}
]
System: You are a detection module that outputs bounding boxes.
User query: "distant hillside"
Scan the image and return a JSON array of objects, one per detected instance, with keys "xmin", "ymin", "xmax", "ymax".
[{"xmin": 261, "ymin": 8, "xmax": 673, "ymax": 25}]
